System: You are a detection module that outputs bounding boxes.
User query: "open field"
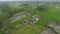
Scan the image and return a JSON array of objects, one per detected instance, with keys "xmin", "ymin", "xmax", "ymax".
[{"xmin": 0, "ymin": 1, "xmax": 60, "ymax": 34}]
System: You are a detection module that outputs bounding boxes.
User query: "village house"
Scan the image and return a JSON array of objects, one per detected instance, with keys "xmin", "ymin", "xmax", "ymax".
[{"xmin": 22, "ymin": 15, "xmax": 39, "ymax": 25}]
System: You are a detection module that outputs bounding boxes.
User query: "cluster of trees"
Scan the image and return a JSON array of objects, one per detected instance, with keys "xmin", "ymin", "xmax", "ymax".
[
  {"xmin": 0, "ymin": 3, "xmax": 25, "ymax": 20},
  {"xmin": 0, "ymin": 2, "xmax": 26, "ymax": 34},
  {"xmin": 37, "ymin": 4, "xmax": 50, "ymax": 11},
  {"xmin": 0, "ymin": 2, "xmax": 52, "ymax": 34}
]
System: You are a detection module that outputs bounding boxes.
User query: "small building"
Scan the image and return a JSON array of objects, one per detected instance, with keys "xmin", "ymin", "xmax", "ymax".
[{"xmin": 22, "ymin": 15, "xmax": 39, "ymax": 25}]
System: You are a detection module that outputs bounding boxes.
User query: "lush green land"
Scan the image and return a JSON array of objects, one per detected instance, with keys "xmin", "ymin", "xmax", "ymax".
[{"xmin": 0, "ymin": 1, "xmax": 60, "ymax": 34}]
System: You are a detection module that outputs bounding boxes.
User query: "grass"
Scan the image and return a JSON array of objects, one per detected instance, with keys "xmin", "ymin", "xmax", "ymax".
[
  {"xmin": 0, "ymin": 28, "xmax": 2, "ymax": 34},
  {"xmin": 10, "ymin": 24, "xmax": 44, "ymax": 34},
  {"xmin": 36, "ymin": 18, "xmax": 48, "ymax": 26},
  {"xmin": 9, "ymin": 13, "xmax": 47, "ymax": 34},
  {"xmin": 8, "ymin": 10, "xmax": 46, "ymax": 34},
  {"xmin": 10, "ymin": 16, "xmax": 31, "ymax": 26},
  {"xmin": 30, "ymin": 7, "xmax": 60, "ymax": 21},
  {"xmin": 8, "ymin": 4, "xmax": 60, "ymax": 34}
]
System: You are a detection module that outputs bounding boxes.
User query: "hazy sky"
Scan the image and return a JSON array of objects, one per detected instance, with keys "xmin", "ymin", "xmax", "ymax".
[{"xmin": 0, "ymin": 0, "xmax": 60, "ymax": 1}]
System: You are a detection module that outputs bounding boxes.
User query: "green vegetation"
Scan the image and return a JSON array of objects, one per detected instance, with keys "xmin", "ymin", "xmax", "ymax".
[
  {"xmin": 11, "ymin": 16, "xmax": 31, "ymax": 26},
  {"xmin": 0, "ymin": 1, "xmax": 60, "ymax": 34},
  {"xmin": 10, "ymin": 24, "xmax": 44, "ymax": 34}
]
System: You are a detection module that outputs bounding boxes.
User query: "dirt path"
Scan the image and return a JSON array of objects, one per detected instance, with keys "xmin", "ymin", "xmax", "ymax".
[
  {"xmin": 8, "ymin": 12, "xmax": 31, "ymax": 23},
  {"xmin": 48, "ymin": 23, "xmax": 60, "ymax": 34},
  {"xmin": 40, "ymin": 27, "xmax": 56, "ymax": 34}
]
